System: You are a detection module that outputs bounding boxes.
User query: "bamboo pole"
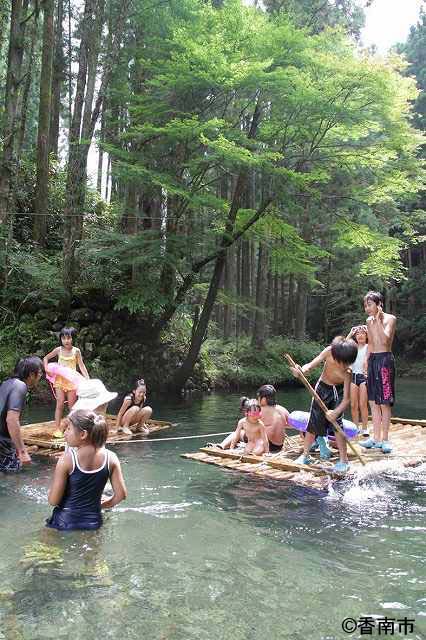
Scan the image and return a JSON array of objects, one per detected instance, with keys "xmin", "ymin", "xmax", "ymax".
[{"xmin": 284, "ymin": 353, "xmax": 366, "ymax": 466}]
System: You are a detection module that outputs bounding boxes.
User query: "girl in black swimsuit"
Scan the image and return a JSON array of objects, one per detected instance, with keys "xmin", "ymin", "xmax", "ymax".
[{"xmin": 116, "ymin": 379, "xmax": 153, "ymax": 435}]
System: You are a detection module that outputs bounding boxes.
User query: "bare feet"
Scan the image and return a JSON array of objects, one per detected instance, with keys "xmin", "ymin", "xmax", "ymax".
[{"xmin": 118, "ymin": 426, "xmax": 132, "ymax": 436}]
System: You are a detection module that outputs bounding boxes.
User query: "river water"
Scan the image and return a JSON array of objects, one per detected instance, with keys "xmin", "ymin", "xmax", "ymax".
[{"xmin": 0, "ymin": 380, "xmax": 425, "ymax": 640}]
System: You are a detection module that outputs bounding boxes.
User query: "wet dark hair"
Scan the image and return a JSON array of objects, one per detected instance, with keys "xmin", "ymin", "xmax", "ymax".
[
  {"xmin": 239, "ymin": 396, "xmax": 250, "ymax": 411},
  {"xmin": 68, "ymin": 410, "xmax": 108, "ymax": 448},
  {"xmin": 134, "ymin": 378, "xmax": 146, "ymax": 391},
  {"xmin": 59, "ymin": 326, "xmax": 77, "ymax": 342},
  {"xmin": 331, "ymin": 336, "xmax": 358, "ymax": 366},
  {"xmin": 364, "ymin": 291, "xmax": 383, "ymax": 306},
  {"xmin": 245, "ymin": 398, "xmax": 261, "ymax": 414},
  {"xmin": 256, "ymin": 384, "xmax": 276, "ymax": 406},
  {"xmin": 13, "ymin": 356, "xmax": 43, "ymax": 381}
]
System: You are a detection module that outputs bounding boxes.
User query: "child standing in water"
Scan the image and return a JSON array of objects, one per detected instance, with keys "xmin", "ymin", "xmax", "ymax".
[
  {"xmin": 46, "ymin": 410, "xmax": 127, "ymax": 531},
  {"xmin": 44, "ymin": 327, "xmax": 89, "ymax": 437},
  {"xmin": 347, "ymin": 325, "xmax": 369, "ymax": 436},
  {"xmin": 116, "ymin": 378, "xmax": 152, "ymax": 435}
]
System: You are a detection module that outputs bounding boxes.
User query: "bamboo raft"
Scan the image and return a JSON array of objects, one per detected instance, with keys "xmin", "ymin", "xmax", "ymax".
[
  {"xmin": 23, "ymin": 416, "xmax": 174, "ymax": 458},
  {"xmin": 182, "ymin": 417, "xmax": 426, "ymax": 491}
]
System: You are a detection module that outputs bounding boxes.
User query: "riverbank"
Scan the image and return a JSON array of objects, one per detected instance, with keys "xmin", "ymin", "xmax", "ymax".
[{"xmin": 1, "ymin": 311, "xmax": 423, "ymax": 398}]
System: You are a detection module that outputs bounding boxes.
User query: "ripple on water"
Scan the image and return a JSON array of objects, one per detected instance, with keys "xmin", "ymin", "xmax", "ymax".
[{"xmin": 115, "ymin": 500, "xmax": 202, "ymax": 518}]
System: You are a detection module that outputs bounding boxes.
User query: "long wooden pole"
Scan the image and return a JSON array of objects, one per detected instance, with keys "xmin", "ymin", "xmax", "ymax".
[{"xmin": 284, "ymin": 353, "xmax": 366, "ymax": 466}]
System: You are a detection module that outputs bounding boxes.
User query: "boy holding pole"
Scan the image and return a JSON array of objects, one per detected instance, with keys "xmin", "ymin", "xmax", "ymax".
[{"xmin": 289, "ymin": 336, "xmax": 358, "ymax": 474}]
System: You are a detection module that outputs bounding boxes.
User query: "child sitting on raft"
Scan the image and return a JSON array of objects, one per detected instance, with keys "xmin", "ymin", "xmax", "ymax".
[
  {"xmin": 46, "ymin": 410, "xmax": 127, "ymax": 531},
  {"xmin": 116, "ymin": 378, "xmax": 153, "ymax": 436},
  {"xmin": 211, "ymin": 396, "xmax": 250, "ymax": 449},
  {"xmin": 256, "ymin": 384, "xmax": 289, "ymax": 452},
  {"xmin": 230, "ymin": 399, "xmax": 269, "ymax": 455},
  {"xmin": 290, "ymin": 336, "xmax": 357, "ymax": 474},
  {"xmin": 44, "ymin": 327, "xmax": 89, "ymax": 437}
]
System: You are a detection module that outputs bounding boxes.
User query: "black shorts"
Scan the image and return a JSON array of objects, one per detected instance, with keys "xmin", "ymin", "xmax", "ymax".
[
  {"xmin": 367, "ymin": 352, "xmax": 395, "ymax": 406},
  {"xmin": 268, "ymin": 440, "xmax": 283, "ymax": 453},
  {"xmin": 352, "ymin": 373, "xmax": 366, "ymax": 386},
  {"xmin": 307, "ymin": 381, "xmax": 343, "ymax": 437},
  {"xmin": 0, "ymin": 450, "xmax": 21, "ymax": 473}
]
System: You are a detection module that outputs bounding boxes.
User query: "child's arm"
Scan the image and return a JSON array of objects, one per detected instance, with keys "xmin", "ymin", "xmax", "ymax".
[
  {"xmin": 116, "ymin": 396, "xmax": 132, "ymax": 427},
  {"xmin": 230, "ymin": 418, "xmax": 245, "ymax": 448},
  {"xmin": 326, "ymin": 370, "xmax": 352, "ymax": 423},
  {"xmin": 370, "ymin": 308, "xmax": 396, "ymax": 342},
  {"xmin": 291, "ymin": 346, "xmax": 330, "ymax": 378},
  {"xmin": 101, "ymin": 452, "xmax": 127, "ymax": 509},
  {"xmin": 48, "ymin": 453, "xmax": 72, "ymax": 505},
  {"xmin": 346, "ymin": 326, "xmax": 357, "ymax": 340},
  {"xmin": 259, "ymin": 420, "xmax": 269, "ymax": 453},
  {"xmin": 76, "ymin": 349, "xmax": 89, "ymax": 379},
  {"xmin": 43, "ymin": 347, "xmax": 60, "ymax": 372},
  {"xmin": 364, "ymin": 344, "xmax": 370, "ymax": 376}
]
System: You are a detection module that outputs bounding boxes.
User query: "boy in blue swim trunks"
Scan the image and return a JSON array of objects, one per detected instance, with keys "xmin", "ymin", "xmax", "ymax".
[{"xmin": 290, "ymin": 336, "xmax": 357, "ymax": 474}]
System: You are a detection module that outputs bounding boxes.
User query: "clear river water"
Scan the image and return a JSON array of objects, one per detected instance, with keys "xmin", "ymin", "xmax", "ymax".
[{"xmin": 0, "ymin": 379, "xmax": 425, "ymax": 640}]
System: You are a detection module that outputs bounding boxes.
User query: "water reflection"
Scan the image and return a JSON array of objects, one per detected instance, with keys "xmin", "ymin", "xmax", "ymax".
[{"xmin": 1, "ymin": 384, "xmax": 425, "ymax": 639}]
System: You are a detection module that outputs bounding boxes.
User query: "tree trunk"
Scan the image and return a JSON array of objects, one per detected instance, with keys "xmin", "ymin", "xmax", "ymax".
[
  {"xmin": 63, "ymin": 0, "xmax": 129, "ymax": 293},
  {"xmin": 294, "ymin": 278, "xmax": 308, "ymax": 340},
  {"xmin": 49, "ymin": 0, "xmax": 65, "ymax": 157},
  {"xmin": 63, "ymin": 0, "xmax": 103, "ymax": 291},
  {"xmin": 286, "ymin": 273, "xmax": 295, "ymax": 337},
  {"xmin": 174, "ymin": 251, "xmax": 227, "ymax": 389},
  {"xmin": 251, "ymin": 242, "xmax": 269, "ymax": 348},
  {"xmin": 97, "ymin": 100, "xmax": 104, "ymax": 193},
  {"xmin": 223, "ymin": 246, "xmax": 236, "ymax": 340},
  {"xmin": 17, "ymin": 4, "xmax": 39, "ymax": 155},
  {"xmin": 34, "ymin": 0, "xmax": 54, "ymax": 245},
  {"xmin": 240, "ymin": 238, "xmax": 251, "ymax": 333},
  {"xmin": 0, "ymin": 0, "xmax": 26, "ymax": 224}
]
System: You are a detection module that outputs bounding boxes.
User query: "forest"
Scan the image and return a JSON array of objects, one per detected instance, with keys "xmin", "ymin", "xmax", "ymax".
[{"xmin": 0, "ymin": 0, "xmax": 425, "ymax": 393}]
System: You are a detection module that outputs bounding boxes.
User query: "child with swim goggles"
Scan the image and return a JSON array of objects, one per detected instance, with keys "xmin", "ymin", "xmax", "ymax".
[
  {"xmin": 208, "ymin": 396, "xmax": 250, "ymax": 450},
  {"xmin": 230, "ymin": 398, "xmax": 269, "ymax": 455}
]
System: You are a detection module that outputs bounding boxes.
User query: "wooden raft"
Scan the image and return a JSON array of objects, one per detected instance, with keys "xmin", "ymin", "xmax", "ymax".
[
  {"xmin": 23, "ymin": 415, "xmax": 173, "ymax": 458},
  {"xmin": 182, "ymin": 417, "xmax": 426, "ymax": 491}
]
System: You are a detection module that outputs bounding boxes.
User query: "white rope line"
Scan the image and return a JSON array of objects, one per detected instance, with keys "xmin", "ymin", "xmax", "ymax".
[{"xmin": 106, "ymin": 431, "xmax": 232, "ymax": 444}]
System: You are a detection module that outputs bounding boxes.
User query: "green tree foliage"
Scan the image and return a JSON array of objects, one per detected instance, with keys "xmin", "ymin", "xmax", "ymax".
[
  {"xmin": 89, "ymin": 3, "xmax": 422, "ymax": 327},
  {"xmin": 1, "ymin": 0, "xmax": 425, "ymax": 388}
]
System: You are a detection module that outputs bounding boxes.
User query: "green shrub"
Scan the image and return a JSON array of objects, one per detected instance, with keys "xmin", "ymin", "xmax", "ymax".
[{"xmin": 201, "ymin": 336, "xmax": 324, "ymax": 388}]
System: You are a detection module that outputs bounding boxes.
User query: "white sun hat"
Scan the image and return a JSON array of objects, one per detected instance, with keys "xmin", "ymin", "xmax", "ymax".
[{"xmin": 72, "ymin": 378, "xmax": 117, "ymax": 412}]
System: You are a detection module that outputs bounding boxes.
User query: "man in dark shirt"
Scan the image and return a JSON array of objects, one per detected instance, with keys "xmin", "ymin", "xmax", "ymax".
[{"xmin": 0, "ymin": 356, "xmax": 43, "ymax": 472}]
